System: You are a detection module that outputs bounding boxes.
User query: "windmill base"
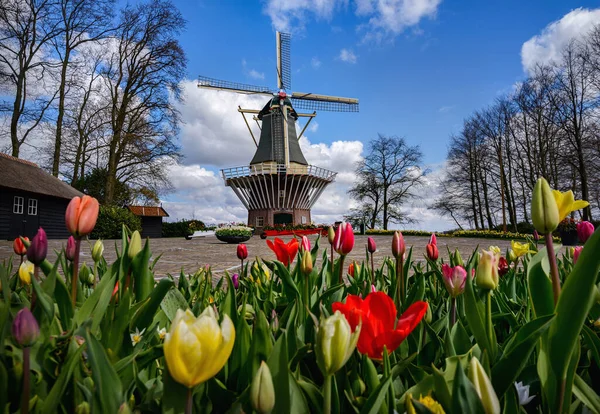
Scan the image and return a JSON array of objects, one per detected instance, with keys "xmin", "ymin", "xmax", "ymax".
[{"xmin": 249, "ymin": 208, "xmax": 311, "ymax": 229}]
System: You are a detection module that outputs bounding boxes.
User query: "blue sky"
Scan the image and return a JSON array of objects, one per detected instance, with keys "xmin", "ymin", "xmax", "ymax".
[{"xmin": 172, "ymin": 0, "xmax": 598, "ymax": 165}]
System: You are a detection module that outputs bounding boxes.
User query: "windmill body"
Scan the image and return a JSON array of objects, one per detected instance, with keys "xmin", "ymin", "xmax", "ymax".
[{"xmin": 199, "ymin": 32, "xmax": 358, "ymax": 229}]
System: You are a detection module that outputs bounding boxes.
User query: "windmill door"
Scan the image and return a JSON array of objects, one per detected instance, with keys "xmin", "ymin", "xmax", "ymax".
[{"xmin": 274, "ymin": 213, "xmax": 293, "ymax": 225}]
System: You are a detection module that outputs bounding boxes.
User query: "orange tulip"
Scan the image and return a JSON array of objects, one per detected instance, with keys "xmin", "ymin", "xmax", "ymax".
[{"xmin": 65, "ymin": 195, "xmax": 100, "ymax": 238}]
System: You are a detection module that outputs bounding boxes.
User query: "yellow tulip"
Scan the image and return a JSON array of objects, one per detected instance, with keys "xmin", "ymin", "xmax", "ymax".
[
  {"xmin": 476, "ymin": 250, "xmax": 499, "ymax": 290},
  {"xmin": 553, "ymin": 189, "xmax": 589, "ymax": 222},
  {"xmin": 164, "ymin": 307, "xmax": 235, "ymax": 388},
  {"xmin": 469, "ymin": 357, "xmax": 500, "ymax": 414},
  {"xmin": 316, "ymin": 311, "xmax": 360, "ymax": 376},
  {"xmin": 19, "ymin": 260, "xmax": 34, "ymax": 285},
  {"xmin": 531, "ymin": 178, "xmax": 560, "ymax": 233},
  {"xmin": 510, "ymin": 241, "xmax": 534, "ymax": 258},
  {"xmin": 488, "ymin": 246, "xmax": 501, "ymax": 256}
]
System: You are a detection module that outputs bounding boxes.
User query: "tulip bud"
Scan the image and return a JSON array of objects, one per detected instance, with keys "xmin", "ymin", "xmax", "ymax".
[
  {"xmin": 238, "ymin": 304, "xmax": 256, "ymax": 321},
  {"xmin": 429, "ymin": 233, "xmax": 437, "ymax": 246},
  {"xmin": 250, "ymin": 361, "xmax": 275, "ymax": 414},
  {"xmin": 13, "ymin": 237, "xmax": 28, "ymax": 256},
  {"xmin": 573, "ymin": 246, "xmax": 583, "ymax": 264},
  {"xmin": 301, "ymin": 250, "xmax": 312, "ymax": 276},
  {"xmin": 75, "ymin": 402, "xmax": 91, "ymax": 414},
  {"xmin": 424, "ymin": 303, "xmax": 433, "ymax": 324},
  {"xmin": 508, "ymin": 249, "xmax": 517, "ymax": 263},
  {"xmin": 577, "ymin": 221, "xmax": 595, "ymax": 244},
  {"xmin": 468, "ymin": 356, "xmax": 500, "ymax": 414},
  {"xmin": 80, "ymin": 263, "xmax": 93, "ymax": 286},
  {"xmin": 392, "ymin": 231, "xmax": 405, "ymax": 259},
  {"xmin": 92, "ymin": 240, "xmax": 104, "ymax": 262},
  {"xmin": 453, "ymin": 249, "xmax": 464, "ymax": 267},
  {"xmin": 232, "ymin": 273, "xmax": 239, "ymax": 289},
  {"xmin": 117, "ymin": 403, "xmax": 132, "ymax": 414},
  {"xmin": 367, "ymin": 237, "xmax": 376, "ymax": 254},
  {"xmin": 327, "ymin": 226, "xmax": 336, "ymax": 245},
  {"xmin": 316, "ymin": 311, "xmax": 360, "ymax": 376},
  {"xmin": 533, "ymin": 230, "xmax": 539, "ymax": 242},
  {"xmin": 65, "ymin": 236, "xmax": 77, "ymax": 261},
  {"xmin": 476, "ymin": 250, "xmax": 499, "ymax": 290},
  {"xmin": 19, "ymin": 261, "xmax": 34, "ymax": 285},
  {"xmin": 128, "ymin": 231, "xmax": 142, "ymax": 259},
  {"xmin": 498, "ymin": 257, "xmax": 509, "ymax": 276},
  {"xmin": 426, "ymin": 243, "xmax": 438, "ymax": 261},
  {"xmin": 237, "ymin": 243, "xmax": 248, "ymax": 261},
  {"xmin": 301, "ymin": 236, "xmax": 311, "ymax": 252},
  {"xmin": 65, "ymin": 195, "xmax": 100, "ymax": 238},
  {"xmin": 531, "ymin": 177, "xmax": 559, "ymax": 234},
  {"xmin": 12, "ymin": 308, "xmax": 40, "ymax": 347},
  {"xmin": 334, "ymin": 222, "xmax": 355, "ymax": 255},
  {"xmin": 270, "ymin": 309, "xmax": 279, "ymax": 333},
  {"xmin": 371, "ymin": 284, "xmax": 377, "ymax": 293},
  {"xmin": 27, "ymin": 227, "xmax": 47, "ymax": 266}
]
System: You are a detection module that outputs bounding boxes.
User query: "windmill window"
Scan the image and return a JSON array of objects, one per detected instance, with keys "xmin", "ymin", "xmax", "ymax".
[
  {"xmin": 301, "ymin": 216, "xmax": 307, "ymax": 224},
  {"xmin": 256, "ymin": 216, "xmax": 264, "ymax": 227},
  {"xmin": 28, "ymin": 199, "xmax": 38, "ymax": 216},
  {"xmin": 13, "ymin": 196, "xmax": 24, "ymax": 214}
]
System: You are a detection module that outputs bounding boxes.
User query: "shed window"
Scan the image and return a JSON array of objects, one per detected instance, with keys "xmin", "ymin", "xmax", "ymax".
[
  {"xmin": 255, "ymin": 216, "xmax": 264, "ymax": 227},
  {"xmin": 13, "ymin": 196, "xmax": 24, "ymax": 214},
  {"xmin": 28, "ymin": 199, "xmax": 38, "ymax": 216}
]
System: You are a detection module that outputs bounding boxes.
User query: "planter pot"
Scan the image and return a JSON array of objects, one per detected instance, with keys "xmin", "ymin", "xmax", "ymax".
[
  {"xmin": 215, "ymin": 234, "xmax": 251, "ymax": 244},
  {"xmin": 559, "ymin": 229, "xmax": 578, "ymax": 246}
]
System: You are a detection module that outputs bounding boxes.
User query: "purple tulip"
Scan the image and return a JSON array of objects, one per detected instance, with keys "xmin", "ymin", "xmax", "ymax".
[
  {"xmin": 65, "ymin": 236, "xmax": 76, "ymax": 262},
  {"xmin": 232, "ymin": 273, "xmax": 239, "ymax": 289},
  {"xmin": 577, "ymin": 221, "xmax": 595, "ymax": 244},
  {"xmin": 12, "ymin": 308, "xmax": 40, "ymax": 347},
  {"xmin": 367, "ymin": 237, "xmax": 376, "ymax": 254},
  {"xmin": 533, "ymin": 230, "xmax": 539, "ymax": 242},
  {"xmin": 27, "ymin": 228, "xmax": 47, "ymax": 265}
]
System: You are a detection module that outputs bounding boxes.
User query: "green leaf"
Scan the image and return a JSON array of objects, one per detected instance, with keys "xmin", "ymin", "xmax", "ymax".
[
  {"xmin": 41, "ymin": 341, "xmax": 85, "ymax": 414},
  {"xmin": 220, "ymin": 274, "xmax": 238, "ymax": 327},
  {"xmin": 451, "ymin": 362, "xmax": 485, "ymax": 414},
  {"xmin": 451, "ymin": 320, "xmax": 472, "ymax": 356},
  {"xmin": 273, "ymin": 260, "xmax": 300, "ymax": 300},
  {"xmin": 526, "ymin": 249, "xmax": 554, "ymax": 318},
  {"xmin": 267, "ymin": 331, "xmax": 291, "ymax": 414},
  {"xmin": 85, "ymin": 329, "xmax": 123, "ymax": 413},
  {"xmin": 463, "ymin": 266, "xmax": 492, "ymax": 359},
  {"xmin": 132, "ymin": 238, "xmax": 154, "ymax": 302},
  {"xmin": 31, "ymin": 273, "xmax": 54, "ymax": 322},
  {"xmin": 131, "ymin": 278, "xmax": 174, "ymax": 331},
  {"xmin": 75, "ymin": 270, "xmax": 115, "ymax": 326},
  {"xmin": 582, "ymin": 325, "xmax": 600, "ymax": 368},
  {"xmin": 573, "ymin": 374, "xmax": 600, "ymax": 413},
  {"xmin": 160, "ymin": 288, "xmax": 189, "ymax": 321},
  {"xmin": 359, "ymin": 375, "xmax": 392, "ymax": 414},
  {"xmin": 491, "ymin": 314, "xmax": 554, "ymax": 398},
  {"xmin": 161, "ymin": 366, "xmax": 188, "ymax": 414},
  {"xmin": 54, "ymin": 276, "xmax": 73, "ymax": 330},
  {"xmin": 547, "ymin": 228, "xmax": 600, "ymax": 411}
]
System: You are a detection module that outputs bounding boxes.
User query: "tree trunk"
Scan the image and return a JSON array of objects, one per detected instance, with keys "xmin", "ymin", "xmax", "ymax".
[
  {"xmin": 10, "ymin": 72, "xmax": 25, "ymax": 157},
  {"xmin": 53, "ymin": 47, "xmax": 71, "ymax": 177}
]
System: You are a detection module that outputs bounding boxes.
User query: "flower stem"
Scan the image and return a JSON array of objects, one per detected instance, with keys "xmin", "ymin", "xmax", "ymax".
[
  {"xmin": 383, "ymin": 346, "xmax": 395, "ymax": 413},
  {"xmin": 323, "ymin": 374, "xmax": 332, "ymax": 414},
  {"xmin": 21, "ymin": 347, "xmax": 30, "ymax": 414},
  {"xmin": 450, "ymin": 297, "xmax": 457, "ymax": 328},
  {"xmin": 338, "ymin": 255, "xmax": 346, "ymax": 284},
  {"xmin": 395, "ymin": 257, "xmax": 404, "ymax": 311},
  {"xmin": 545, "ymin": 233, "xmax": 561, "ymax": 305},
  {"xmin": 71, "ymin": 238, "xmax": 81, "ymax": 307},
  {"xmin": 185, "ymin": 387, "xmax": 193, "ymax": 414},
  {"xmin": 370, "ymin": 252, "xmax": 374, "ymax": 286},
  {"xmin": 486, "ymin": 290, "xmax": 493, "ymax": 347}
]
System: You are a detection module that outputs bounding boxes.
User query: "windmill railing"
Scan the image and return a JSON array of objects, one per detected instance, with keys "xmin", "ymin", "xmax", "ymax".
[{"xmin": 221, "ymin": 164, "xmax": 337, "ymax": 181}]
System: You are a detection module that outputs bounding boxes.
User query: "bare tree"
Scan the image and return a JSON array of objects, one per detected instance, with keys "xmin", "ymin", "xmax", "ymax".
[{"xmin": 349, "ymin": 134, "xmax": 425, "ymax": 230}]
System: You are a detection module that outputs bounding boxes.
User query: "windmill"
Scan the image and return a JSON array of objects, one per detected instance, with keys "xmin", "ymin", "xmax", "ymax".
[{"xmin": 198, "ymin": 31, "xmax": 359, "ymax": 230}]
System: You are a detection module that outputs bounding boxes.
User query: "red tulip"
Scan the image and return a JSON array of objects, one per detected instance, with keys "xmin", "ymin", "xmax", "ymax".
[
  {"xmin": 577, "ymin": 221, "xmax": 595, "ymax": 244},
  {"xmin": 13, "ymin": 237, "xmax": 28, "ymax": 256},
  {"xmin": 367, "ymin": 237, "xmax": 376, "ymax": 254},
  {"xmin": 498, "ymin": 257, "xmax": 509, "ymax": 276},
  {"xmin": 392, "ymin": 231, "xmax": 405, "ymax": 259},
  {"xmin": 333, "ymin": 222, "xmax": 354, "ymax": 255},
  {"xmin": 27, "ymin": 228, "xmax": 47, "ymax": 265},
  {"xmin": 301, "ymin": 235, "xmax": 311, "ymax": 252},
  {"xmin": 237, "ymin": 243, "xmax": 248, "ymax": 261},
  {"xmin": 426, "ymin": 243, "xmax": 438, "ymax": 261},
  {"xmin": 429, "ymin": 233, "xmax": 437, "ymax": 246},
  {"xmin": 266, "ymin": 237, "xmax": 299, "ymax": 266},
  {"xmin": 573, "ymin": 246, "xmax": 583, "ymax": 264},
  {"xmin": 65, "ymin": 195, "xmax": 100, "ymax": 238},
  {"xmin": 333, "ymin": 292, "xmax": 428, "ymax": 359}
]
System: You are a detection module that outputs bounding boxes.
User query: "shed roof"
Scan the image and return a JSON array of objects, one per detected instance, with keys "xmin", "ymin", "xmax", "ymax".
[
  {"xmin": 0, "ymin": 152, "xmax": 83, "ymax": 200},
  {"xmin": 128, "ymin": 205, "xmax": 169, "ymax": 217}
]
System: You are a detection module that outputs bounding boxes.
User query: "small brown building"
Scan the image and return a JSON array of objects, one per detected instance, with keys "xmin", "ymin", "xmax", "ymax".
[
  {"xmin": 0, "ymin": 153, "xmax": 83, "ymax": 240},
  {"xmin": 127, "ymin": 205, "xmax": 169, "ymax": 238}
]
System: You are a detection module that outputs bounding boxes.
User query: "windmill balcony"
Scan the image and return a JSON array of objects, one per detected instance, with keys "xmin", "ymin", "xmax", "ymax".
[{"xmin": 221, "ymin": 163, "xmax": 337, "ymax": 182}]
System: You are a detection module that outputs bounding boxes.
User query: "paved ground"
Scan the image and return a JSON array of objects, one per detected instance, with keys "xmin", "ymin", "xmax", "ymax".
[{"xmin": 0, "ymin": 234, "xmax": 513, "ymax": 278}]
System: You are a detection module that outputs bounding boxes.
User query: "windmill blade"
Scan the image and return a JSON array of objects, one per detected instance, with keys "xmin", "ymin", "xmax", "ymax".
[
  {"xmin": 291, "ymin": 91, "xmax": 359, "ymax": 112},
  {"xmin": 198, "ymin": 76, "xmax": 274, "ymax": 96},
  {"xmin": 276, "ymin": 32, "xmax": 292, "ymax": 90}
]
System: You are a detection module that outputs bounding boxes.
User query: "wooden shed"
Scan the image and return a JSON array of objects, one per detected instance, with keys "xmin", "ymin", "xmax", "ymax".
[
  {"xmin": 127, "ymin": 205, "xmax": 169, "ymax": 238},
  {"xmin": 0, "ymin": 153, "xmax": 83, "ymax": 240}
]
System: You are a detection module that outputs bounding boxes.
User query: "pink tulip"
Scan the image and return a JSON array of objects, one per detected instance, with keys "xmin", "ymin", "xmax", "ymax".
[
  {"xmin": 429, "ymin": 233, "xmax": 437, "ymax": 246},
  {"xmin": 371, "ymin": 284, "xmax": 376, "ymax": 293},
  {"xmin": 573, "ymin": 246, "xmax": 583, "ymax": 264},
  {"xmin": 577, "ymin": 221, "xmax": 594, "ymax": 244},
  {"xmin": 392, "ymin": 231, "xmax": 405, "ymax": 259},
  {"xmin": 301, "ymin": 235, "xmax": 311, "ymax": 252},
  {"xmin": 442, "ymin": 264, "xmax": 467, "ymax": 297},
  {"xmin": 333, "ymin": 222, "xmax": 354, "ymax": 255},
  {"xmin": 65, "ymin": 195, "xmax": 100, "ymax": 238},
  {"xmin": 367, "ymin": 236, "xmax": 376, "ymax": 254},
  {"xmin": 65, "ymin": 236, "xmax": 76, "ymax": 262}
]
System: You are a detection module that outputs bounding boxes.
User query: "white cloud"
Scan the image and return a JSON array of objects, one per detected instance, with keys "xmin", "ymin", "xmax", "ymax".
[
  {"xmin": 339, "ymin": 48, "xmax": 358, "ymax": 63},
  {"xmin": 308, "ymin": 121, "xmax": 319, "ymax": 133},
  {"xmin": 248, "ymin": 69, "xmax": 265, "ymax": 80},
  {"xmin": 521, "ymin": 8, "xmax": 600, "ymax": 73},
  {"xmin": 311, "ymin": 56, "xmax": 322, "ymax": 69},
  {"xmin": 263, "ymin": 0, "xmax": 344, "ymax": 32},
  {"xmin": 438, "ymin": 105, "xmax": 454, "ymax": 113}
]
